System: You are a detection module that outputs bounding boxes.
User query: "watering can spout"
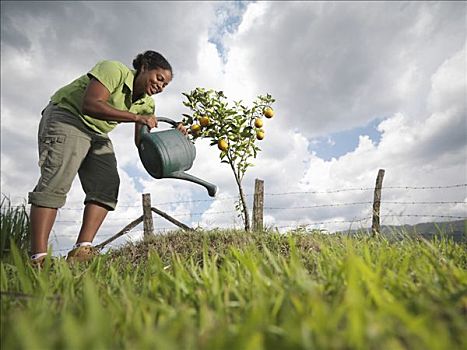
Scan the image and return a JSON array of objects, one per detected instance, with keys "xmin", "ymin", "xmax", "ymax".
[{"xmin": 170, "ymin": 171, "xmax": 218, "ymax": 197}]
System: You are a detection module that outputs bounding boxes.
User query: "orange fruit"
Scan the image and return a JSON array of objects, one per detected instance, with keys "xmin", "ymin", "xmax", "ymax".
[
  {"xmin": 256, "ymin": 130, "xmax": 265, "ymax": 140},
  {"xmin": 263, "ymin": 107, "xmax": 274, "ymax": 118},
  {"xmin": 191, "ymin": 124, "xmax": 201, "ymax": 134},
  {"xmin": 218, "ymin": 139, "xmax": 228, "ymax": 151},
  {"xmin": 199, "ymin": 116, "xmax": 210, "ymax": 127},
  {"xmin": 254, "ymin": 118, "xmax": 263, "ymax": 128}
]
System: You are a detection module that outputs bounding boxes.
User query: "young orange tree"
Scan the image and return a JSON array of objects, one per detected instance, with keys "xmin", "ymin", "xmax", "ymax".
[{"xmin": 181, "ymin": 88, "xmax": 275, "ymax": 231}]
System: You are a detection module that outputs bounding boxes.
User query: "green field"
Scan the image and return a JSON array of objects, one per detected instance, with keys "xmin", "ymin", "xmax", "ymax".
[{"xmin": 1, "ymin": 230, "xmax": 466, "ymax": 350}]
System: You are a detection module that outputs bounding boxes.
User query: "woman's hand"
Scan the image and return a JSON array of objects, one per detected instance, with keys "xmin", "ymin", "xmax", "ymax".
[
  {"xmin": 176, "ymin": 123, "xmax": 188, "ymax": 135},
  {"xmin": 134, "ymin": 115, "xmax": 157, "ymax": 146},
  {"xmin": 137, "ymin": 114, "xmax": 158, "ymax": 129}
]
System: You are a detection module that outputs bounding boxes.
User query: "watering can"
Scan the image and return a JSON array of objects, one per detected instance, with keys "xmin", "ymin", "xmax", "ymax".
[{"xmin": 138, "ymin": 117, "xmax": 218, "ymax": 197}]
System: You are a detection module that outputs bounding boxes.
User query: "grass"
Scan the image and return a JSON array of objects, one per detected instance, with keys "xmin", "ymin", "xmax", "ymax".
[
  {"xmin": 1, "ymin": 229, "xmax": 466, "ymax": 350},
  {"xmin": 0, "ymin": 196, "xmax": 30, "ymax": 257}
]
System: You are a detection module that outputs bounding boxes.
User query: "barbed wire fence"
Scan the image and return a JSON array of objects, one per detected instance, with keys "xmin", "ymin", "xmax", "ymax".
[{"xmin": 7, "ymin": 169, "xmax": 467, "ymax": 253}]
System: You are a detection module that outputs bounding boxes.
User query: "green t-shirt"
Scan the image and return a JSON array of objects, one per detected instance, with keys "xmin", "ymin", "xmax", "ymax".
[{"xmin": 50, "ymin": 60, "xmax": 155, "ymax": 134}]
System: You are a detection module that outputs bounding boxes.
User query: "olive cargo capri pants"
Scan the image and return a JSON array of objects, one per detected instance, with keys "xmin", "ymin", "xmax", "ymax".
[{"xmin": 29, "ymin": 103, "xmax": 120, "ymax": 210}]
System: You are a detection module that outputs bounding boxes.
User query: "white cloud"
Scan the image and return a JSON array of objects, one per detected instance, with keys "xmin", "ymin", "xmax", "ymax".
[
  {"xmin": 222, "ymin": 2, "xmax": 466, "ymax": 134},
  {"xmin": 296, "ymin": 45, "xmax": 466, "ymax": 229},
  {"xmin": 428, "ymin": 46, "xmax": 466, "ymax": 112}
]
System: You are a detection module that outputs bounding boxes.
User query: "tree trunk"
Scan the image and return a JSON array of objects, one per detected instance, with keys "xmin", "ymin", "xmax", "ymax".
[
  {"xmin": 228, "ymin": 155, "xmax": 250, "ymax": 231},
  {"xmin": 237, "ymin": 180, "xmax": 250, "ymax": 231}
]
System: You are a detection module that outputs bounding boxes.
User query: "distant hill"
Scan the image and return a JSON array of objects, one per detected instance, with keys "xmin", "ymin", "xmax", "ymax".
[
  {"xmin": 381, "ymin": 220, "xmax": 466, "ymax": 242},
  {"xmin": 339, "ymin": 220, "xmax": 466, "ymax": 242}
]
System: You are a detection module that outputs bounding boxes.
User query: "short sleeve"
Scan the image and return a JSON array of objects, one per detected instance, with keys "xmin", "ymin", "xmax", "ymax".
[{"xmin": 87, "ymin": 60, "xmax": 125, "ymax": 94}]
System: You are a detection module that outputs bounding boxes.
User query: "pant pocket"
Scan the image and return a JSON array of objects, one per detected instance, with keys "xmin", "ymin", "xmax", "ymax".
[{"xmin": 38, "ymin": 135, "xmax": 66, "ymax": 168}]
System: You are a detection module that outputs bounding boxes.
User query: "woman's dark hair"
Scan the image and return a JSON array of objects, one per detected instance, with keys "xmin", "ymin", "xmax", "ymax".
[{"xmin": 133, "ymin": 50, "xmax": 173, "ymax": 76}]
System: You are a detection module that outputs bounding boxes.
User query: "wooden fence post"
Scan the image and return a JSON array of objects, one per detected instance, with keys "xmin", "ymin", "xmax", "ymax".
[
  {"xmin": 142, "ymin": 193, "xmax": 154, "ymax": 237},
  {"xmin": 372, "ymin": 169, "xmax": 385, "ymax": 237},
  {"xmin": 252, "ymin": 178, "xmax": 264, "ymax": 232}
]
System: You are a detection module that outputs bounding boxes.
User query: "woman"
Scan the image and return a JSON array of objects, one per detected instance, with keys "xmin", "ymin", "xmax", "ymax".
[{"xmin": 28, "ymin": 50, "xmax": 186, "ymax": 265}]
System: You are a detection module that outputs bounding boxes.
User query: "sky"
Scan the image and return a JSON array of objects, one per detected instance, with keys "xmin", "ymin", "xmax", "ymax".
[{"xmin": 1, "ymin": 1, "xmax": 466, "ymax": 254}]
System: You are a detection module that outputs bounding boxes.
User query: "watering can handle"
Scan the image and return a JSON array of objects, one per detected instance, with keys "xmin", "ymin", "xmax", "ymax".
[
  {"xmin": 157, "ymin": 117, "xmax": 180, "ymax": 127},
  {"xmin": 140, "ymin": 117, "xmax": 180, "ymax": 136}
]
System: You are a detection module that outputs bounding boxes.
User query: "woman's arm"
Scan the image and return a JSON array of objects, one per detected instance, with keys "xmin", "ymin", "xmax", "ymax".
[{"xmin": 82, "ymin": 78, "xmax": 157, "ymax": 128}]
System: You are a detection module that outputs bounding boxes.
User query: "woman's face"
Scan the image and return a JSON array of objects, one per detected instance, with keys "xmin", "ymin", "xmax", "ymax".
[{"xmin": 135, "ymin": 67, "xmax": 172, "ymax": 97}]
